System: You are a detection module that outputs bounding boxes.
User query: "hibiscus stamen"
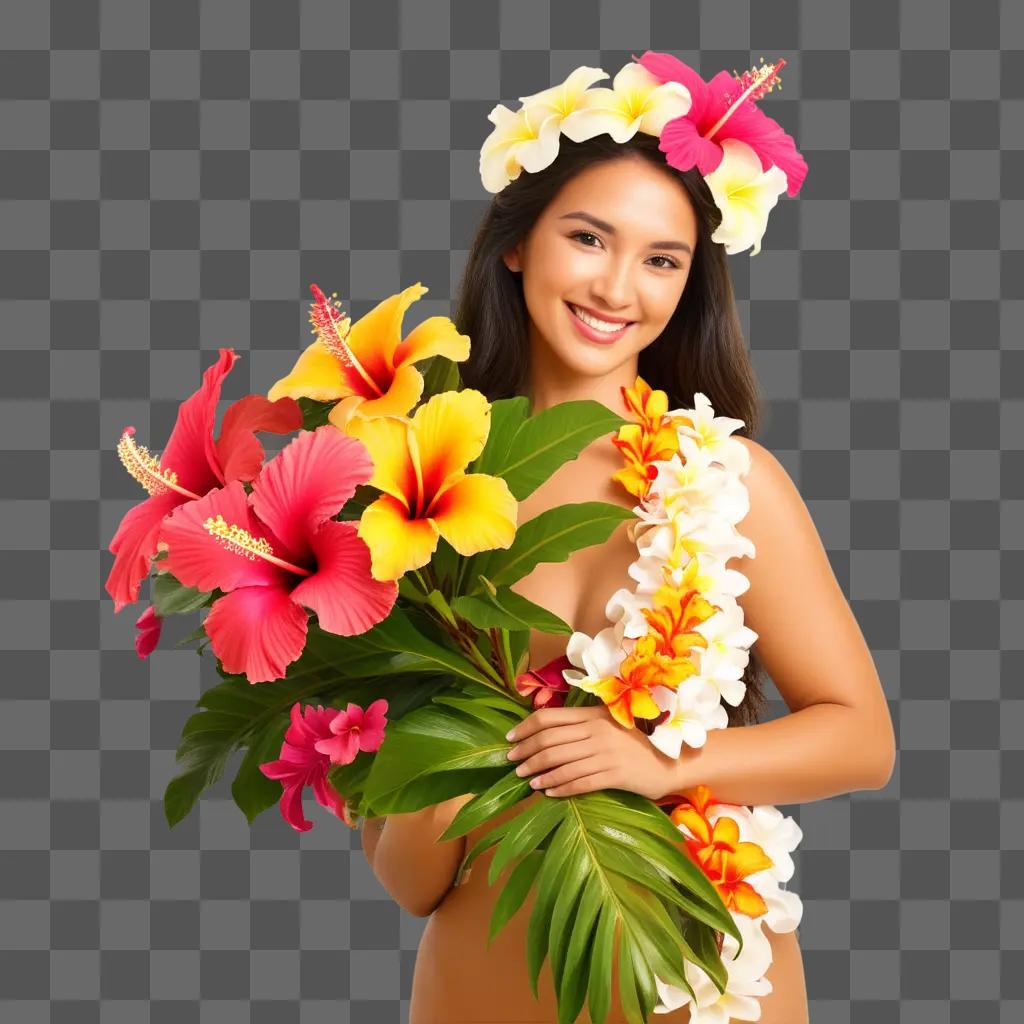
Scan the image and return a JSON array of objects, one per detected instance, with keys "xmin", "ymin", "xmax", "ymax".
[
  {"xmin": 203, "ymin": 514, "xmax": 312, "ymax": 577},
  {"xmin": 308, "ymin": 284, "xmax": 385, "ymax": 398},
  {"xmin": 117, "ymin": 427, "xmax": 202, "ymax": 500},
  {"xmin": 703, "ymin": 57, "xmax": 786, "ymax": 142}
]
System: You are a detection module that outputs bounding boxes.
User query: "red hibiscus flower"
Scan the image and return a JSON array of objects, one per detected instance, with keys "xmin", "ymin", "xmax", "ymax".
[
  {"xmin": 160, "ymin": 426, "xmax": 398, "ymax": 683},
  {"xmin": 633, "ymin": 50, "xmax": 808, "ymax": 198},
  {"xmin": 259, "ymin": 702, "xmax": 362, "ymax": 832},
  {"xmin": 515, "ymin": 654, "xmax": 573, "ymax": 710},
  {"xmin": 106, "ymin": 348, "xmax": 302, "ymax": 612}
]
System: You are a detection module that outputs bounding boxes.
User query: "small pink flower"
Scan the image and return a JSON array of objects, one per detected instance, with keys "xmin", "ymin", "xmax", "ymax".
[
  {"xmin": 259, "ymin": 702, "xmax": 358, "ymax": 833},
  {"xmin": 515, "ymin": 654, "xmax": 572, "ymax": 710},
  {"xmin": 314, "ymin": 698, "xmax": 389, "ymax": 765},
  {"xmin": 134, "ymin": 605, "xmax": 162, "ymax": 659}
]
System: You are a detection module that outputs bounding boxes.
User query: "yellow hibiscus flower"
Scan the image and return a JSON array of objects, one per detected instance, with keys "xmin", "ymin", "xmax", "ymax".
[
  {"xmin": 346, "ymin": 389, "xmax": 517, "ymax": 581},
  {"xmin": 268, "ymin": 282, "xmax": 470, "ymax": 432}
]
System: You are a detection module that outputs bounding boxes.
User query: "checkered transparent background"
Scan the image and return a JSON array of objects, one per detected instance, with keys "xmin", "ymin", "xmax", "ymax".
[{"xmin": 1, "ymin": 0, "xmax": 1022, "ymax": 1021}]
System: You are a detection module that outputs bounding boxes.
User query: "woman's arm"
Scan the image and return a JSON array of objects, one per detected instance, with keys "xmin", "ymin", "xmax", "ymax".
[
  {"xmin": 504, "ymin": 437, "xmax": 896, "ymax": 806},
  {"xmin": 662, "ymin": 436, "xmax": 896, "ymax": 804},
  {"xmin": 359, "ymin": 793, "xmax": 476, "ymax": 918}
]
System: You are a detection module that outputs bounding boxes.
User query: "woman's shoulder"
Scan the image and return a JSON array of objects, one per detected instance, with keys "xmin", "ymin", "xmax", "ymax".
[{"xmin": 731, "ymin": 435, "xmax": 801, "ymax": 513}]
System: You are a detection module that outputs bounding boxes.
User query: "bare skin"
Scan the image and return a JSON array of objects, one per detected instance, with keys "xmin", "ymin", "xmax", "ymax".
[
  {"xmin": 404, "ymin": 438, "xmax": 809, "ymax": 1023},
  {"xmin": 364, "ymin": 155, "xmax": 891, "ymax": 1021}
]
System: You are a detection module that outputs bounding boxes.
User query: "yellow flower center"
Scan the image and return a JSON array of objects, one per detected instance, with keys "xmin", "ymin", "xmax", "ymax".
[
  {"xmin": 117, "ymin": 429, "xmax": 201, "ymax": 501},
  {"xmin": 203, "ymin": 514, "xmax": 312, "ymax": 577}
]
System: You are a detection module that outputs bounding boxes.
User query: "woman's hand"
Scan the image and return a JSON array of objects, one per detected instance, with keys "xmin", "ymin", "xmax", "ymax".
[{"xmin": 505, "ymin": 705, "xmax": 679, "ymax": 801}]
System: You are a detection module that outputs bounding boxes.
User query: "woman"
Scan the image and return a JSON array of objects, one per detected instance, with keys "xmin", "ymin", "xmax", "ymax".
[{"xmin": 361, "ymin": 58, "xmax": 895, "ymax": 1024}]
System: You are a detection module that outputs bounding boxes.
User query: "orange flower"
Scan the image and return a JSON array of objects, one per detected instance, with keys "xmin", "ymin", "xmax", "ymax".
[
  {"xmin": 611, "ymin": 376, "xmax": 682, "ymax": 500},
  {"xmin": 642, "ymin": 560, "xmax": 717, "ymax": 663},
  {"xmin": 621, "ymin": 376, "xmax": 668, "ymax": 432},
  {"xmin": 586, "ymin": 633, "xmax": 692, "ymax": 728},
  {"xmin": 670, "ymin": 791, "xmax": 774, "ymax": 919}
]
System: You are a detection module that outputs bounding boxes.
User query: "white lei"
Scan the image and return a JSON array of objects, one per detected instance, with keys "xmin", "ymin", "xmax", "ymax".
[{"xmin": 563, "ymin": 391, "xmax": 804, "ymax": 1022}]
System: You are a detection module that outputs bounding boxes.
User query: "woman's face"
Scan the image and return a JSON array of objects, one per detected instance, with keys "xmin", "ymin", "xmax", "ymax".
[{"xmin": 502, "ymin": 155, "xmax": 698, "ymax": 384}]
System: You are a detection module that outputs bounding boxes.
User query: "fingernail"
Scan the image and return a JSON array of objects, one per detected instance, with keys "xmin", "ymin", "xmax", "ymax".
[{"xmin": 505, "ymin": 730, "xmax": 516, "ymax": 741}]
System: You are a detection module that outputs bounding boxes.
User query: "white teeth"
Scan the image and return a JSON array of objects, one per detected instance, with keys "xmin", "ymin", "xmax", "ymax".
[{"xmin": 569, "ymin": 303, "xmax": 630, "ymax": 333}]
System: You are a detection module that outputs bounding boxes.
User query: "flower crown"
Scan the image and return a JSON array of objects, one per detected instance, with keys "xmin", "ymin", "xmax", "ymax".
[{"xmin": 479, "ymin": 50, "xmax": 808, "ymax": 257}]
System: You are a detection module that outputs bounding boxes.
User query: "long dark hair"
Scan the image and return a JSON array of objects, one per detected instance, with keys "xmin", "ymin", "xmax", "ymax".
[{"xmin": 454, "ymin": 131, "xmax": 768, "ymax": 727}]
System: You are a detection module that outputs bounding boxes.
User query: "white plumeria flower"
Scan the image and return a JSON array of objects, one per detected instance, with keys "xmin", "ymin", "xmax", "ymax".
[
  {"xmin": 704, "ymin": 137, "xmax": 790, "ymax": 257},
  {"xmin": 563, "ymin": 622, "xmax": 627, "ymax": 691},
  {"xmin": 516, "ymin": 64, "xmax": 609, "ymax": 118},
  {"xmin": 604, "ymin": 586, "xmax": 655, "ymax": 639},
  {"xmin": 654, "ymin": 912, "xmax": 773, "ymax": 1020},
  {"xmin": 670, "ymin": 393, "xmax": 751, "ymax": 478},
  {"xmin": 647, "ymin": 436, "xmax": 720, "ymax": 511},
  {"xmin": 560, "ymin": 61, "xmax": 692, "ymax": 145},
  {"xmin": 649, "ymin": 676, "xmax": 728, "ymax": 756},
  {"xmin": 695, "ymin": 602, "xmax": 759, "ymax": 707},
  {"xmin": 479, "ymin": 102, "xmax": 562, "ymax": 192},
  {"xmin": 725, "ymin": 804, "xmax": 803, "ymax": 887}
]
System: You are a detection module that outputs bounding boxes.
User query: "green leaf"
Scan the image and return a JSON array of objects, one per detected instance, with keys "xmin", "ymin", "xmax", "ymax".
[
  {"xmin": 486, "ymin": 398, "xmax": 627, "ymax": 500},
  {"xmin": 468, "ymin": 396, "xmax": 531, "ymax": 480},
  {"xmin": 487, "ymin": 849, "xmax": 543, "ymax": 945},
  {"xmin": 452, "ymin": 583, "xmax": 572, "ymax": 635},
  {"xmin": 430, "ymin": 695, "xmax": 522, "ymax": 737},
  {"xmin": 438, "ymin": 767, "xmax": 533, "ymax": 841},
  {"xmin": 558, "ymin": 872, "xmax": 603, "ymax": 1024},
  {"xmin": 487, "ymin": 794, "xmax": 564, "ymax": 885},
  {"xmin": 151, "ymin": 573, "xmax": 212, "ymax": 617},
  {"xmin": 341, "ymin": 607, "xmax": 498, "ymax": 687},
  {"xmin": 587, "ymin": 901, "xmax": 617, "ymax": 1024},
  {"xmin": 230, "ymin": 718, "xmax": 289, "ymax": 824},
  {"xmin": 475, "ymin": 790, "xmax": 737, "ymax": 1024},
  {"xmin": 457, "ymin": 816, "xmax": 517, "ymax": 883},
  {"xmin": 419, "ymin": 354, "xmax": 462, "ymax": 402},
  {"xmin": 471, "ymin": 501, "xmax": 635, "ymax": 593},
  {"xmin": 297, "ymin": 396, "xmax": 336, "ymax": 430},
  {"xmin": 337, "ymin": 483, "xmax": 377, "ymax": 522},
  {"xmin": 525, "ymin": 823, "xmax": 574, "ymax": 999},
  {"xmin": 362, "ymin": 702, "xmax": 515, "ymax": 815}
]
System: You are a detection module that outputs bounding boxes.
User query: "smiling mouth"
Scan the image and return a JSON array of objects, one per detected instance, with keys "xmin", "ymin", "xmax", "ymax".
[{"xmin": 565, "ymin": 302, "xmax": 636, "ymax": 333}]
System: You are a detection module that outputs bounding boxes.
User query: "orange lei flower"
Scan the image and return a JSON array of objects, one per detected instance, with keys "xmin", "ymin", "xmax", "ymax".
[{"xmin": 669, "ymin": 786, "xmax": 774, "ymax": 919}]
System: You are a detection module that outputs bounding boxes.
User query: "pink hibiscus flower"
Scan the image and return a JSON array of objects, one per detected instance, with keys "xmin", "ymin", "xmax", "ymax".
[
  {"xmin": 515, "ymin": 654, "xmax": 573, "ymax": 710},
  {"xmin": 259, "ymin": 702, "xmax": 359, "ymax": 832},
  {"xmin": 634, "ymin": 50, "xmax": 808, "ymax": 198},
  {"xmin": 106, "ymin": 348, "xmax": 302, "ymax": 611},
  {"xmin": 313, "ymin": 698, "xmax": 389, "ymax": 764},
  {"xmin": 160, "ymin": 426, "xmax": 399, "ymax": 683},
  {"xmin": 133, "ymin": 605, "xmax": 162, "ymax": 659}
]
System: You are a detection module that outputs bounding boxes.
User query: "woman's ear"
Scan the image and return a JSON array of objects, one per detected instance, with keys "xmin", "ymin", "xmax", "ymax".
[{"xmin": 501, "ymin": 243, "xmax": 522, "ymax": 274}]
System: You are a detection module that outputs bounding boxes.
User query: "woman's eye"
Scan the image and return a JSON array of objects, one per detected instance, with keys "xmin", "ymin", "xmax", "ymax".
[{"xmin": 571, "ymin": 231, "xmax": 679, "ymax": 270}]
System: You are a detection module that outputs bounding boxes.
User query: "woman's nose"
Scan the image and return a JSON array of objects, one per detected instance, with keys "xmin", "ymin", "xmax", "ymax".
[{"xmin": 590, "ymin": 262, "xmax": 635, "ymax": 311}]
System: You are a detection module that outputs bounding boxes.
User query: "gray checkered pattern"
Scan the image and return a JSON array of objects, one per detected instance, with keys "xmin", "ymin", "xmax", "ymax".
[{"xmin": 0, "ymin": 0, "xmax": 1020, "ymax": 1020}]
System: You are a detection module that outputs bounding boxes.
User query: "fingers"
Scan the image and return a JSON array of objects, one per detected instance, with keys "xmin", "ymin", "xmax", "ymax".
[
  {"xmin": 539, "ymin": 761, "xmax": 613, "ymax": 797},
  {"xmin": 505, "ymin": 705, "xmax": 604, "ymax": 742},
  {"xmin": 512, "ymin": 737, "xmax": 596, "ymax": 783},
  {"xmin": 507, "ymin": 723, "xmax": 590, "ymax": 764}
]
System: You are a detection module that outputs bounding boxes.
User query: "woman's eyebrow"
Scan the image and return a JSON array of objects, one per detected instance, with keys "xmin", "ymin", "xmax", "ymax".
[{"xmin": 558, "ymin": 210, "xmax": 693, "ymax": 254}]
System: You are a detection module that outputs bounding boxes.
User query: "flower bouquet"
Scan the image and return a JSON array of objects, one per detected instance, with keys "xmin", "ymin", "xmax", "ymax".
[{"xmin": 106, "ymin": 281, "xmax": 800, "ymax": 1024}]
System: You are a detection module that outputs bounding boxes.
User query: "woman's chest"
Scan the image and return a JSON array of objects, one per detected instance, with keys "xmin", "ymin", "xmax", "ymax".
[{"xmin": 506, "ymin": 443, "xmax": 639, "ymax": 670}]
